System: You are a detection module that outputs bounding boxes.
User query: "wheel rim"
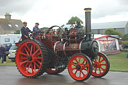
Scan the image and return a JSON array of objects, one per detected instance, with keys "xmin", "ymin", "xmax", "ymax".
[
  {"xmin": 46, "ymin": 68, "xmax": 59, "ymax": 73},
  {"xmin": 68, "ymin": 55, "xmax": 90, "ymax": 80},
  {"xmin": 16, "ymin": 40, "xmax": 43, "ymax": 77},
  {"xmin": 92, "ymin": 53, "xmax": 107, "ymax": 76}
]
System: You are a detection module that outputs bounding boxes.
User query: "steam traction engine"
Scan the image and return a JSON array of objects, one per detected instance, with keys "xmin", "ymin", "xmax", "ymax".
[{"xmin": 15, "ymin": 8, "xmax": 110, "ymax": 81}]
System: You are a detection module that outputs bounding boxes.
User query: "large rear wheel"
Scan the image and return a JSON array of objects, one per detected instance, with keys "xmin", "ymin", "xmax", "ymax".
[
  {"xmin": 92, "ymin": 52, "xmax": 110, "ymax": 78},
  {"xmin": 68, "ymin": 53, "xmax": 92, "ymax": 81},
  {"xmin": 16, "ymin": 39, "xmax": 48, "ymax": 78}
]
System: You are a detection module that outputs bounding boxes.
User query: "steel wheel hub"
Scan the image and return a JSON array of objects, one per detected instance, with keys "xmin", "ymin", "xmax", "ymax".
[
  {"xmin": 76, "ymin": 65, "xmax": 81, "ymax": 70},
  {"xmin": 28, "ymin": 56, "xmax": 32, "ymax": 61}
]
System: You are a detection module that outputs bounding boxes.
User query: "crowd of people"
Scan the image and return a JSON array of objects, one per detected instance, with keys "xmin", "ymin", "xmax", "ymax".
[{"xmin": 0, "ymin": 22, "xmax": 41, "ymax": 64}]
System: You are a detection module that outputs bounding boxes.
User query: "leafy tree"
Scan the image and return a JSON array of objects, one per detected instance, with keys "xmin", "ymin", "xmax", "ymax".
[
  {"xmin": 61, "ymin": 24, "xmax": 65, "ymax": 27},
  {"xmin": 105, "ymin": 28, "xmax": 123, "ymax": 37},
  {"xmin": 67, "ymin": 16, "xmax": 83, "ymax": 24},
  {"xmin": 122, "ymin": 33, "xmax": 128, "ymax": 41},
  {"xmin": 14, "ymin": 30, "xmax": 20, "ymax": 34}
]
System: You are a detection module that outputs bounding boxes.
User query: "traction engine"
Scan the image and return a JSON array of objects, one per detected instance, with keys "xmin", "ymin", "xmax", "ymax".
[{"xmin": 15, "ymin": 8, "xmax": 110, "ymax": 81}]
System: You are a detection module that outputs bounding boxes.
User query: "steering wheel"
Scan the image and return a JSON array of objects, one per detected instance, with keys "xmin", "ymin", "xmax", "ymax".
[{"xmin": 46, "ymin": 25, "xmax": 64, "ymax": 37}]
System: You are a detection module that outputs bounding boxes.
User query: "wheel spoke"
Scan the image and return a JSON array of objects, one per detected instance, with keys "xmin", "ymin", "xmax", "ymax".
[
  {"xmin": 26, "ymin": 63, "xmax": 31, "ymax": 72},
  {"xmin": 84, "ymin": 63, "xmax": 89, "ymax": 68},
  {"xmin": 95, "ymin": 58, "xmax": 97, "ymax": 62},
  {"xmin": 35, "ymin": 57, "xmax": 42, "ymax": 60},
  {"xmin": 95, "ymin": 67, "xmax": 97, "ymax": 73},
  {"xmin": 21, "ymin": 57, "xmax": 27, "ymax": 60},
  {"xmin": 25, "ymin": 62, "xmax": 29, "ymax": 68},
  {"xmin": 81, "ymin": 59, "xmax": 86, "ymax": 65},
  {"xmin": 81, "ymin": 70, "xmax": 86, "ymax": 76},
  {"xmin": 24, "ymin": 48, "xmax": 30, "ymax": 56},
  {"xmin": 34, "ymin": 63, "xmax": 36, "ymax": 72},
  {"xmin": 34, "ymin": 62, "xmax": 40, "ymax": 68},
  {"xmin": 25, "ymin": 44, "xmax": 30, "ymax": 52},
  {"xmin": 100, "ymin": 67, "xmax": 105, "ymax": 71},
  {"xmin": 33, "ymin": 44, "xmax": 35, "ymax": 52},
  {"xmin": 34, "ymin": 52, "xmax": 41, "ymax": 57},
  {"xmin": 79, "ymin": 71, "xmax": 81, "ymax": 77},
  {"xmin": 31, "ymin": 63, "xmax": 34, "ymax": 73},
  {"xmin": 98, "ymin": 56, "xmax": 101, "ymax": 62},
  {"xmin": 20, "ymin": 60, "xmax": 28, "ymax": 66},
  {"xmin": 74, "ymin": 58, "xmax": 78, "ymax": 64},
  {"xmin": 101, "ymin": 64, "xmax": 107, "ymax": 66},
  {"xmin": 100, "ymin": 59, "xmax": 105, "ymax": 63},
  {"xmin": 19, "ymin": 52, "xmax": 28, "ymax": 57},
  {"xmin": 32, "ymin": 49, "xmax": 40, "ymax": 56},
  {"xmin": 36, "ymin": 59, "xmax": 42, "ymax": 65},
  {"xmin": 78, "ymin": 57, "xmax": 81, "ymax": 63},
  {"xmin": 74, "ymin": 70, "xmax": 77, "ymax": 75},
  {"xmin": 72, "ymin": 62, "xmax": 77, "ymax": 67},
  {"xmin": 99, "ymin": 67, "xmax": 101, "ymax": 74},
  {"xmin": 30, "ymin": 44, "xmax": 33, "ymax": 55}
]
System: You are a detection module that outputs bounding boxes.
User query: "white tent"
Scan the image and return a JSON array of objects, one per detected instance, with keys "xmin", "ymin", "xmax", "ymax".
[{"xmin": 94, "ymin": 34, "xmax": 120, "ymax": 55}]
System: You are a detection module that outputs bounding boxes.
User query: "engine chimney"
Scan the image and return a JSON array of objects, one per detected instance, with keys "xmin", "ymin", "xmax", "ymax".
[{"xmin": 84, "ymin": 8, "xmax": 92, "ymax": 41}]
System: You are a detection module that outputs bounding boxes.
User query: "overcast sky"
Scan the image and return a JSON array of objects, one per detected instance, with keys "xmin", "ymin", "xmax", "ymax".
[{"xmin": 0, "ymin": 0, "xmax": 128, "ymax": 29}]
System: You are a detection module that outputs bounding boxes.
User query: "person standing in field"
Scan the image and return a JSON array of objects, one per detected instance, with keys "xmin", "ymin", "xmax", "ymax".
[{"xmin": 0, "ymin": 44, "xmax": 6, "ymax": 64}]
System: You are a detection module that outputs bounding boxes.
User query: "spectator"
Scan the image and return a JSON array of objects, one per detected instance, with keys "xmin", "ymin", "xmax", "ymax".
[
  {"xmin": 0, "ymin": 44, "xmax": 6, "ymax": 64},
  {"xmin": 33, "ymin": 22, "xmax": 40, "ymax": 38},
  {"xmin": 21, "ymin": 22, "xmax": 31, "ymax": 41},
  {"xmin": 4, "ymin": 44, "xmax": 10, "ymax": 64}
]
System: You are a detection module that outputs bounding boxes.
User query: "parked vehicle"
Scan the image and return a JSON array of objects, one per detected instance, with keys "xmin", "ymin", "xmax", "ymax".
[{"xmin": 8, "ymin": 44, "xmax": 17, "ymax": 62}]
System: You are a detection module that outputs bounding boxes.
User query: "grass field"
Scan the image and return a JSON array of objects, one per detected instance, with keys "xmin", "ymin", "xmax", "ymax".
[
  {"xmin": 107, "ymin": 51, "xmax": 128, "ymax": 72},
  {"xmin": 0, "ymin": 52, "xmax": 128, "ymax": 72},
  {"xmin": 0, "ymin": 57, "xmax": 16, "ymax": 66}
]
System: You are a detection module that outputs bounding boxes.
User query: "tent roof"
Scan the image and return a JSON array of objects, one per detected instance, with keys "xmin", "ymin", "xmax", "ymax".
[{"xmin": 94, "ymin": 34, "xmax": 119, "ymax": 40}]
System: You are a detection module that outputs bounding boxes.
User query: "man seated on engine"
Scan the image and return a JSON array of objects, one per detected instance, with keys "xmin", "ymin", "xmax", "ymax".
[
  {"xmin": 21, "ymin": 22, "xmax": 31, "ymax": 41},
  {"xmin": 33, "ymin": 22, "xmax": 40, "ymax": 38}
]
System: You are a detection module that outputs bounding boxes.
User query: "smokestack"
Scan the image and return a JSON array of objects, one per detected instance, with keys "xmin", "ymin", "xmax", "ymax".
[{"xmin": 84, "ymin": 8, "xmax": 92, "ymax": 41}]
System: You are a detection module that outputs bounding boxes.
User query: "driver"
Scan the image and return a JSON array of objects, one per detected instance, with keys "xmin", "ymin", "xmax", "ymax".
[{"xmin": 21, "ymin": 22, "xmax": 31, "ymax": 41}]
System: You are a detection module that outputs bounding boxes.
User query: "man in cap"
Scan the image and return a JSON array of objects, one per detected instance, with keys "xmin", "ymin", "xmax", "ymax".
[
  {"xmin": 33, "ymin": 22, "xmax": 40, "ymax": 38},
  {"xmin": 21, "ymin": 22, "xmax": 31, "ymax": 41}
]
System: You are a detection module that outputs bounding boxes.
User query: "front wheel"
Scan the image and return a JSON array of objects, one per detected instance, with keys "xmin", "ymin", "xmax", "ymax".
[
  {"xmin": 92, "ymin": 52, "xmax": 110, "ymax": 78},
  {"xmin": 68, "ymin": 53, "xmax": 92, "ymax": 81}
]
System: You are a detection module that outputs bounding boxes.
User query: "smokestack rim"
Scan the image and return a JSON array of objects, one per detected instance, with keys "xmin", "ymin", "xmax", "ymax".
[{"xmin": 84, "ymin": 8, "xmax": 92, "ymax": 12}]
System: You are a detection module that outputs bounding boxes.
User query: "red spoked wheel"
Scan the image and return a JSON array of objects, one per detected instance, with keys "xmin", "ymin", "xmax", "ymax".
[
  {"xmin": 68, "ymin": 53, "xmax": 92, "ymax": 81},
  {"xmin": 92, "ymin": 52, "xmax": 110, "ymax": 78},
  {"xmin": 46, "ymin": 68, "xmax": 65, "ymax": 74},
  {"xmin": 16, "ymin": 39, "xmax": 48, "ymax": 78}
]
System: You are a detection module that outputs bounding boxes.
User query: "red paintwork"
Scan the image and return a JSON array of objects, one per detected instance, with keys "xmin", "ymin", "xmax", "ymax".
[
  {"xmin": 92, "ymin": 52, "xmax": 108, "ymax": 77},
  {"xmin": 69, "ymin": 29, "xmax": 77, "ymax": 39},
  {"xmin": 95, "ymin": 35, "xmax": 119, "ymax": 40},
  {"xmin": 68, "ymin": 54, "xmax": 90, "ymax": 81},
  {"xmin": 16, "ymin": 40, "xmax": 43, "ymax": 77},
  {"xmin": 54, "ymin": 41, "xmax": 81, "ymax": 57},
  {"xmin": 46, "ymin": 68, "xmax": 59, "ymax": 73}
]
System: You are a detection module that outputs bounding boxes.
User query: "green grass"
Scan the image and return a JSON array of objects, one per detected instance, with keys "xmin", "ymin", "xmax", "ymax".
[
  {"xmin": 0, "ymin": 52, "xmax": 128, "ymax": 72},
  {"xmin": 0, "ymin": 57, "xmax": 16, "ymax": 66},
  {"xmin": 107, "ymin": 51, "xmax": 128, "ymax": 72}
]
